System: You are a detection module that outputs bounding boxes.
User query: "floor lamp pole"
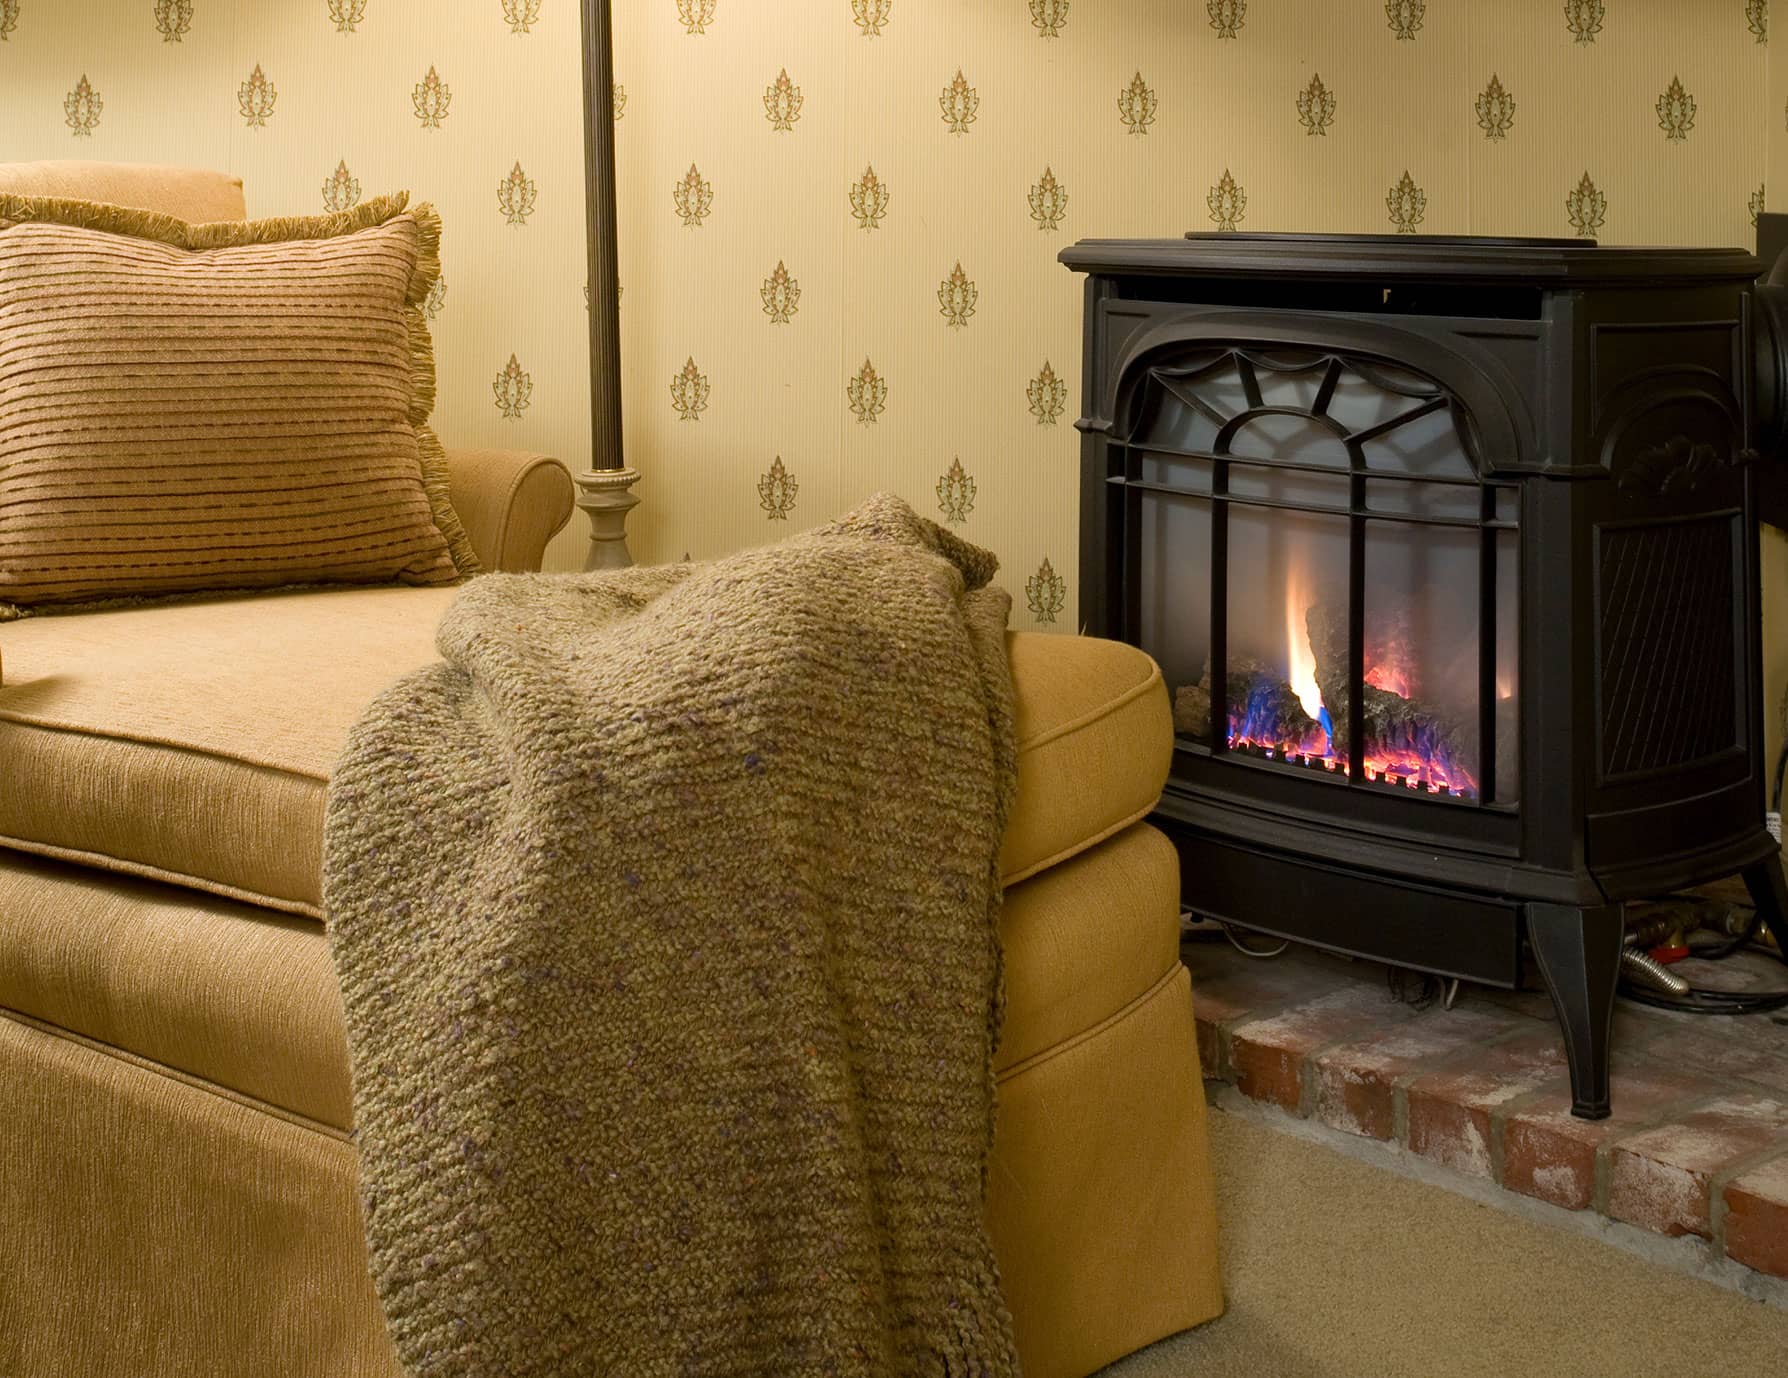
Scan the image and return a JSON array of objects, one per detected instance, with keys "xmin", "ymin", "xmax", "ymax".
[{"xmin": 576, "ymin": 0, "xmax": 638, "ymax": 569}]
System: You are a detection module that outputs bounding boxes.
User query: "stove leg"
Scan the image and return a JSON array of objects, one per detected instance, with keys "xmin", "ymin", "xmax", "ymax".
[
  {"xmin": 1527, "ymin": 902, "xmax": 1624, "ymax": 1122},
  {"xmin": 1740, "ymin": 852, "xmax": 1788, "ymax": 962}
]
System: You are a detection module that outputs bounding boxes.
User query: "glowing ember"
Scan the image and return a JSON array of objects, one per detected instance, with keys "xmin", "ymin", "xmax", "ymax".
[{"xmin": 1365, "ymin": 665, "xmax": 1412, "ymax": 698}]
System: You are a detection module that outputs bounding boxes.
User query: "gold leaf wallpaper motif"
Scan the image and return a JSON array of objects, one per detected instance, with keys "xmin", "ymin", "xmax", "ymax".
[
  {"xmin": 671, "ymin": 358, "xmax": 709, "ymax": 421},
  {"xmin": 1298, "ymin": 73, "xmax": 1336, "ymax": 135},
  {"xmin": 1030, "ymin": 0, "xmax": 1069, "ymax": 40},
  {"xmin": 2, "ymin": 0, "xmax": 1785, "ymax": 636},
  {"xmin": 677, "ymin": 0, "xmax": 716, "ymax": 36},
  {"xmin": 1119, "ymin": 72, "xmax": 1157, "ymax": 135},
  {"xmin": 1754, "ymin": 183, "xmax": 1769, "ymax": 225},
  {"xmin": 761, "ymin": 261, "xmax": 799, "ymax": 323},
  {"xmin": 1658, "ymin": 76, "xmax": 1696, "ymax": 141},
  {"xmin": 1027, "ymin": 558, "xmax": 1066, "ymax": 626},
  {"xmin": 239, "ymin": 65, "xmax": 275, "ymax": 127},
  {"xmin": 759, "ymin": 456, "xmax": 797, "ymax": 519},
  {"xmin": 672, "ymin": 163, "xmax": 711, "ymax": 227},
  {"xmin": 848, "ymin": 360, "xmax": 886, "ymax": 426},
  {"xmin": 1568, "ymin": 172, "xmax": 1607, "ymax": 236},
  {"xmin": 1208, "ymin": 1, "xmax": 1247, "ymax": 40},
  {"xmin": 1029, "ymin": 362, "xmax": 1067, "ymax": 426},
  {"xmin": 329, "ymin": 0, "xmax": 366, "ymax": 34},
  {"xmin": 1477, "ymin": 74, "xmax": 1516, "ymax": 140},
  {"xmin": 502, "ymin": 0, "xmax": 541, "ymax": 35},
  {"xmin": 495, "ymin": 355, "xmax": 533, "ymax": 419},
  {"xmin": 764, "ymin": 68, "xmax": 801, "ymax": 130},
  {"xmin": 1208, "ymin": 169, "xmax": 1247, "ymax": 230},
  {"xmin": 498, "ymin": 161, "xmax": 536, "ymax": 224},
  {"xmin": 1565, "ymin": 0, "xmax": 1605, "ymax": 44},
  {"xmin": 64, "ymin": 74, "xmax": 100, "ymax": 136},
  {"xmin": 1029, "ymin": 166, "xmax": 1068, "ymax": 230},
  {"xmin": 1386, "ymin": 1, "xmax": 1424, "ymax": 41},
  {"xmin": 413, "ymin": 66, "xmax": 450, "ymax": 129},
  {"xmin": 940, "ymin": 70, "xmax": 978, "ymax": 134},
  {"xmin": 937, "ymin": 458, "xmax": 975, "ymax": 525},
  {"xmin": 850, "ymin": 165, "xmax": 889, "ymax": 228},
  {"xmin": 424, "ymin": 275, "xmax": 447, "ymax": 320},
  {"xmin": 322, "ymin": 159, "xmax": 360, "ymax": 211},
  {"xmin": 1387, "ymin": 171, "xmax": 1426, "ymax": 232},
  {"xmin": 938, "ymin": 263, "xmax": 977, "ymax": 328},
  {"xmin": 155, "ymin": 0, "xmax": 192, "ymax": 43},
  {"xmin": 852, "ymin": 0, "xmax": 892, "ymax": 39}
]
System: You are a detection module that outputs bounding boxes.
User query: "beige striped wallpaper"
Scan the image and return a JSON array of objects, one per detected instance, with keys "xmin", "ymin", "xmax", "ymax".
[
  {"xmin": 0, "ymin": 0, "xmax": 1783, "ymax": 652},
  {"xmin": 611, "ymin": 0, "xmax": 1774, "ymax": 636}
]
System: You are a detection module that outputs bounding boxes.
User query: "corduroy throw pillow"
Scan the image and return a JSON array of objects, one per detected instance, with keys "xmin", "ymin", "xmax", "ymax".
[{"xmin": 0, "ymin": 192, "xmax": 478, "ymax": 617}]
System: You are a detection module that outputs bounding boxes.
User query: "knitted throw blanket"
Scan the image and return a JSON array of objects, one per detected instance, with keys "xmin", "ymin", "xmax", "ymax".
[{"xmin": 324, "ymin": 496, "xmax": 1020, "ymax": 1377}]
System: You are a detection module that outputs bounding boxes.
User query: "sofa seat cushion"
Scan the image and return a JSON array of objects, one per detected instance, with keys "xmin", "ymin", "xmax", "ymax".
[
  {"xmin": 994, "ymin": 822, "xmax": 1182, "ymax": 1074},
  {"xmin": 0, "ymin": 585, "xmax": 457, "ymax": 917},
  {"xmin": 0, "ymin": 851, "xmax": 353, "ymax": 1129},
  {"xmin": 0, "ymin": 823, "xmax": 1180, "ymax": 1132},
  {"xmin": 0, "ymin": 597, "xmax": 1169, "ymax": 916}
]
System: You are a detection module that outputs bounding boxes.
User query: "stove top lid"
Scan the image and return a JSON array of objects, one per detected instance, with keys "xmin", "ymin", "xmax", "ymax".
[{"xmin": 1060, "ymin": 232, "xmax": 1762, "ymax": 286}]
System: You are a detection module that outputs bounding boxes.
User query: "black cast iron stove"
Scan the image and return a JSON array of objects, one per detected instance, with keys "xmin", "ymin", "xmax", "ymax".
[{"xmin": 1061, "ymin": 232, "xmax": 1788, "ymax": 1119}]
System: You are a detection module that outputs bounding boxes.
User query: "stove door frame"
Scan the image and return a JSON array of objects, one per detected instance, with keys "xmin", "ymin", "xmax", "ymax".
[{"xmin": 1086, "ymin": 304, "xmax": 1537, "ymax": 870}]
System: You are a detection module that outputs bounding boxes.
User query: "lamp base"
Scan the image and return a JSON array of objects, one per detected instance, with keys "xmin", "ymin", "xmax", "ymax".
[{"xmin": 574, "ymin": 466, "xmax": 641, "ymax": 571}]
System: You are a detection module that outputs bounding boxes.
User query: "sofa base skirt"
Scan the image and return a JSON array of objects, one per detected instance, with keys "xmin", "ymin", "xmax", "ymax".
[
  {"xmin": 0, "ymin": 1012, "xmax": 399, "ymax": 1378},
  {"xmin": 988, "ymin": 963, "xmax": 1225, "ymax": 1378}
]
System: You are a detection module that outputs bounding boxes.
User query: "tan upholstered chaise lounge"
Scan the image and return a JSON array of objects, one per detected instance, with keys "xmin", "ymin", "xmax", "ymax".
[{"xmin": 0, "ymin": 162, "xmax": 1223, "ymax": 1378}]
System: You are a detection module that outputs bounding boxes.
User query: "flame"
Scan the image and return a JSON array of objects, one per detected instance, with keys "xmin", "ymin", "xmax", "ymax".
[
  {"xmin": 1220, "ymin": 558, "xmax": 1483, "ymax": 800},
  {"xmin": 1285, "ymin": 557, "xmax": 1324, "ymax": 721},
  {"xmin": 1365, "ymin": 665, "xmax": 1412, "ymax": 698}
]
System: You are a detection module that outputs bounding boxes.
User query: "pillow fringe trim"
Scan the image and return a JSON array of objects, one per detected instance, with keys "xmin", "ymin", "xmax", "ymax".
[
  {"xmin": 403, "ymin": 201, "xmax": 480, "ymax": 578},
  {"xmin": 0, "ymin": 191, "xmax": 412, "ymax": 249}
]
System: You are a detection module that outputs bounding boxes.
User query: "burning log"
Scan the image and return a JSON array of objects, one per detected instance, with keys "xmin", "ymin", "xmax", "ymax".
[
  {"xmin": 1172, "ymin": 683, "xmax": 1212, "ymax": 740},
  {"xmin": 1173, "ymin": 655, "xmax": 1322, "ymax": 748},
  {"xmin": 1305, "ymin": 603, "xmax": 1474, "ymax": 776}
]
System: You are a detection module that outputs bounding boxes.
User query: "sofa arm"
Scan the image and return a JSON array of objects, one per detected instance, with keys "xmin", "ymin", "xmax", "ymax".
[{"xmin": 443, "ymin": 449, "xmax": 575, "ymax": 574}]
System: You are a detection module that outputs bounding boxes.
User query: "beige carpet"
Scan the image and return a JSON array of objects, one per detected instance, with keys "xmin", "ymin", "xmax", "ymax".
[{"xmin": 1099, "ymin": 1108, "xmax": 1788, "ymax": 1378}]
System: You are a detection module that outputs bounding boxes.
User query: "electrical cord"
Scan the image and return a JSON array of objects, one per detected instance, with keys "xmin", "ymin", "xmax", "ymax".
[
  {"xmin": 1619, "ymin": 984, "xmax": 1788, "ymax": 1015},
  {"xmin": 1221, "ymin": 924, "xmax": 1290, "ymax": 959}
]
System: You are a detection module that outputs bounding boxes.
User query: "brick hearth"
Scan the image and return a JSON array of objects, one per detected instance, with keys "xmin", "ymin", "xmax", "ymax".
[{"xmin": 1183, "ymin": 929, "xmax": 1788, "ymax": 1281}]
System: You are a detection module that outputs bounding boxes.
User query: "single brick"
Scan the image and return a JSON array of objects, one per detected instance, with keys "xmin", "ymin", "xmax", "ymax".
[
  {"xmin": 1312, "ymin": 1004, "xmax": 1526, "ymax": 1142},
  {"xmin": 1723, "ymin": 1150, "xmax": 1788, "ymax": 1279},
  {"xmin": 1607, "ymin": 1095, "xmax": 1788, "ymax": 1239},
  {"xmin": 1405, "ymin": 1027, "xmax": 1567, "ymax": 1181},
  {"xmin": 1502, "ymin": 1064, "xmax": 1709, "ymax": 1213}
]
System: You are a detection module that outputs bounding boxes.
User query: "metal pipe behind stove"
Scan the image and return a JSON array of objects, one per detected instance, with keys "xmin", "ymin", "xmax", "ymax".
[{"xmin": 1618, "ymin": 947, "xmax": 1691, "ymax": 996}]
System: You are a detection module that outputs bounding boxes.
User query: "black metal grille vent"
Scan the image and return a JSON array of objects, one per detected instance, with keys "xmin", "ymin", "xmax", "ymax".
[{"xmin": 1598, "ymin": 516, "xmax": 1738, "ymax": 778}]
